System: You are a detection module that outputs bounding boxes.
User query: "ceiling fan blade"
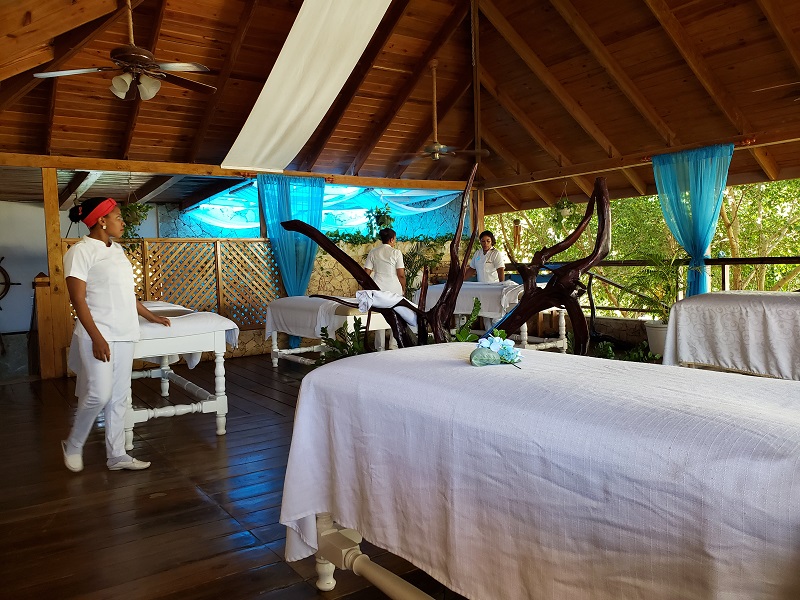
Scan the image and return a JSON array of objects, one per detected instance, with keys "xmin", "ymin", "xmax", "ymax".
[
  {"xmin": 33, "ymin": 66, "xmax": 118, "ymax": 78},
  {"xmin": 162, "ymin": 72, "xmax": 217, "ymax": 94},
  {"xmin": 155, "ymin": 61, "xmax": 211, "ymax": 72},
  {"xmin": 752, "ymin": 81, "xmax": 800, "ymax": 93}
]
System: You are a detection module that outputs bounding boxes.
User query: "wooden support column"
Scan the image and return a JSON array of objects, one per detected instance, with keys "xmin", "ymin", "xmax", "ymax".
[
  {"xmin": 475, "ymin": 188, "xmax": 485, "ymax": 233},
  {"xmin": 42, "ymin": 167, "xmax": 70, "ymax": 378}
]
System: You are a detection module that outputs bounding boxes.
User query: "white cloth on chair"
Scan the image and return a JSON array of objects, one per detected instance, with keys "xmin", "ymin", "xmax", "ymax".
[{"xmin": 355, "ymin": 290, "xmax": 417, "ymax": 327}]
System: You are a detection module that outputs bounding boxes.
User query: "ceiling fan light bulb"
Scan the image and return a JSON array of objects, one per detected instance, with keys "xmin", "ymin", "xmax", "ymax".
[
  {"xmin": 110, "ymin": 72, "xmax": 133, "ymax": 92},
  {"xmin": 138, "ymin": 74, "xmax": 161, "ymax": 101}
]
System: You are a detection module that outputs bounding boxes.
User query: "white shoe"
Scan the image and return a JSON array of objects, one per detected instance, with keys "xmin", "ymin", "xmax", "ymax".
[
  {"xmin": 108, "ymin": 458, "xmax": 151, "ymax": 471},
  {"xmin": 61, "ymin": 440, "xmax": 83, "ymax": 473}
]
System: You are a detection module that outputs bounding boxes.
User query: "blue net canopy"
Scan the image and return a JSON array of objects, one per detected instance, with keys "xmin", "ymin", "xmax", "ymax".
[{"xmin": 188, "ymin": 181, "xmax": 465, "ymax": 239}]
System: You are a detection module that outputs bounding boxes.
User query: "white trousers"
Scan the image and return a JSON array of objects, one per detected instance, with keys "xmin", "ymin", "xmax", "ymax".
[{"xmin": 67, "ymin": 338, "xmax": 135, "ymax": 460}]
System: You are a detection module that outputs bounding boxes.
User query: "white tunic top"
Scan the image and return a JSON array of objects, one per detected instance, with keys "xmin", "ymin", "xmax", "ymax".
[
  {"xmin": 469, "ymin": 247, "xmax": 504, "ymax": 283},
  {"xmin": 63, "ymin": 236, "xmax": 140, "ymax": 342},
  {"xmin": 364, "ymin": 243, "xmax": 404, "ymax": 296}
]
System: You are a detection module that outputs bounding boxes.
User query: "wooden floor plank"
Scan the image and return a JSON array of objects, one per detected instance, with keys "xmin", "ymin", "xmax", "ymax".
[{"xmin": 0, "ymin": 355, "xmax": 462, "ymax": 599}]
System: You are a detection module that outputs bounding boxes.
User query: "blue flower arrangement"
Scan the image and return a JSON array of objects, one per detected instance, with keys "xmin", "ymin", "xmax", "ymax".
[{"xmin": 470, "ymin": 330, "xmax": 522, "ymax": 368}]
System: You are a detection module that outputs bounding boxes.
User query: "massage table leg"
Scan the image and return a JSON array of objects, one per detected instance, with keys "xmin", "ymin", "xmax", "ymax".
[
  {"xmin": 214, "ymin": 351, "xmax": 227, "ymax": 435},
  {"xmin": 314, "ymin": 512, "xmax": 434, "ymax": 599}
]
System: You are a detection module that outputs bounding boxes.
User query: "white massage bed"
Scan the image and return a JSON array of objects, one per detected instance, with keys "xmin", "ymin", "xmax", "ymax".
[
  {"xmin": 265, "ymin": 296, "xmax": 391, "ymax": 367},
  {"xmin": 664, "ymin": 290, "xmax": 800, "ymax": 379},
  {"xmin": 126, "ymin": 301, "xmax": 239, "ymax": 450},
  {"xmin": 281, "ymin": 344, "xmax": 800, "ymax": 599},
  {"xmin": 416, "ymin": 281, "xmax": 567, "ymax": 351}
]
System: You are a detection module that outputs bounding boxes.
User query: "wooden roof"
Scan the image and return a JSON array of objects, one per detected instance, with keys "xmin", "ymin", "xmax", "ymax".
[{"xmin": 2, "ymin": 0, "xmax": 800, "ymax": 215}]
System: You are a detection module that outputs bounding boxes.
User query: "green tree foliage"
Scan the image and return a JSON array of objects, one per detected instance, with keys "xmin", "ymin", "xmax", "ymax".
[{"xmin": 486, "ymin": 179, "xmax": 800, "ymax": 316}]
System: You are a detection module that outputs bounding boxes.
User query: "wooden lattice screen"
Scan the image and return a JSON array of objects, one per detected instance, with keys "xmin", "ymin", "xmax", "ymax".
[{"xmin": 62, "ymin": 238, "xmax": 283, "ymax": 330}]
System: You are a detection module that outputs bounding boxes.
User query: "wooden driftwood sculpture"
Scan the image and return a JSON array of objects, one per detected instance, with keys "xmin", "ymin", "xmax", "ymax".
[
  {"xmin": 281, "ymin": 164, "xmax": 479, "ymax": 347},
  {"xmin": 282, "ymin": 171, "xmax": 609, "ymax": 355},
  {"xmin": 490, "ymin": 177, "xmax": 611, "ymax": 355}
]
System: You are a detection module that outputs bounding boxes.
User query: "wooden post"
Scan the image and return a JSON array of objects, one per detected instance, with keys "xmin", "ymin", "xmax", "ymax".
[
  {"xmin": 214, "ymin": 240, "xmax": 224, "ymax": 315},
  {"xmin": 513, "ymin": 218, "xmax": 521, "ymax": 249},
  {"xmin": 33, "ymin": 273, "xmax": 55, "ymax": 379},
  {"xmin": 475, "ymin": 188, "xmax": 485, "ymax": 233},
  {"xmin": 42, "ymin": 167, "xmax": 71, "ymax": 378}
]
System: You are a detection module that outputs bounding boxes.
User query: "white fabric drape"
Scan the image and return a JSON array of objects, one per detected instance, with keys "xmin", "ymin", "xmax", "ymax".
[{"xmin": 222, "ymin": 0, "xmax": 391, "ymax": 171}]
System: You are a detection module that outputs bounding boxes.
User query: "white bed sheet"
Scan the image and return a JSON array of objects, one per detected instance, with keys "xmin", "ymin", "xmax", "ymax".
[
  {"xmin": 265, "ymin": 295, "xmax": 389, "ymax": 339},
  {"xmin": 415, "ymin": 281, "xmax": 523, "ymax": 318},
  {"xmin": 281, "ymin": 344, "xmax": 800, "ymax": 600},
  {"xmin": 137, "ymin": 308, "xmax": 239, "ymax": 368},
  {"xmin": 663, "ymin": 290, "xmax": 800, "ymax": 379}
]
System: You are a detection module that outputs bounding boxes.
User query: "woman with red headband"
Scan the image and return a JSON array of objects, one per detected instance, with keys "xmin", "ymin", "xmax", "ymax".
[{"xmin": 61, "ymin": 197, "xmax": 170, "ymax": 472}]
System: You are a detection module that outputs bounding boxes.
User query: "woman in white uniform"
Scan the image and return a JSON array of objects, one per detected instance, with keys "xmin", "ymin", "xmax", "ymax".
[
  {"xmin": 62, "ymin": 197, "xmax": 170, "ymax": 473},
  {"xmin": 467, "ymin": 230, "xmax": 505, "ymax": 283},
  {"xmin": 364, "ymin": 228, "xmax": 406, "ymax": 296},
  {"xmin": 364, "ymin": 228, "xmax": 406, "ymax": 350}
]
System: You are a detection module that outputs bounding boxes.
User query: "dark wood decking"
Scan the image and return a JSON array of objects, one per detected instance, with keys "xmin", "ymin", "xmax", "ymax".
[{"xmin": 0, "ymin": 356, "xmax": 462, "ymax": 599}]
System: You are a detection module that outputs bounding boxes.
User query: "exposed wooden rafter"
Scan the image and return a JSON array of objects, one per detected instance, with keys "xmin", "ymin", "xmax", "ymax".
[
  {"xmin": 644, "ymin": 0, "xmax": 780, "ymax": 181},
  {"xmin": 482, "ymin": 126, "xmax": 556, "ymax": 205},
  {"xmin": 548, "ymin": 0, "xmax": 679, "ymax": 146},
  {"xmin": 390, "ymin": 75, "xmax": 471, "ymax": 179},
  {"xmin": 121, "ymin": 0, "xmax": 168, "ymax": 160},
  {"xmin": 180, "ymin": 179, "xmax": 249, "ymax": 211},
  {"xmin": 479, "ymin": 0, "xmax": 647, "ymax": 195},
  {"xmin": 478, "ymin": 163, "xmax": 521, "ymax": 211},
  {"xmin": 58, "ymin": 171, "xmax": 103, "ymax": 209},
  {"xmin": 187, "ymin": 0, "xmax": 259, "ymax": 163},
  {"xmin": 480, "ymin": 67, "xmax": 594, "ymax": 197},
  {"xmin": 0, "ymin": 0, "xmax": 144, "ymax": 113},
  {"xmin": 132, "ymin": 175, "xmax": 185, "ymax": 203},
  {"xmin": 755, "ymin": 0, "xmax": 800, "ymax": 78},
  {"xmin": 297, "ymin": 0, "xmax": 411, "ymax": 172},
  {"xmin": 482, "ymin": 125, "xmax": 800, "ymax": 191},
  {"xmin": 346, "ymin": 1, "xmax": 469, "ymax": 176}
]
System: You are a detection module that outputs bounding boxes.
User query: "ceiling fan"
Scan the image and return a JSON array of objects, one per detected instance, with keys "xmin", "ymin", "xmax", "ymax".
[
  {"xmin": 398, "ymin": 59, "xmax": 489, "ymax": 165},
  {"xmin": 751, "ymin": 81, "xmax": 800, "ymax": 101},
  {"xmin": 33, "ymin": 0, "xmax": 216, "ymax": 100}
]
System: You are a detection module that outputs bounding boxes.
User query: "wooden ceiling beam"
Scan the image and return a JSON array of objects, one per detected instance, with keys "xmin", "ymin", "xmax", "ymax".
[
  {"xmin": 0, "ymin": 44, "xmax": 55, "ymax": 81},
  {"xmin": 296, "ymin": 0, "xmax": 411, "ymax": 172},
  {"xmin": 346, "ymin": 1, "xmax": 469, "ymax": 176},
  {"xmin": 548, "ymin": 0, "xmax": 679, "ymax": 146},
  {"xmin": 481, "ymin": 126, "xmax": 556, "ymax": 205},
  {"xmin": 482, "ymin": 125, "xmax": 800, "ymax": 191},
  {"xmin": 58, "ymin": 170, "xmax": 103, "ymax": 209},
  {"xmin": 479, "ymin": 0, "xmax": 647, "ymax": 195},
  {"xmin": 389, "ymin": 75, "xmax": 471, "ymax": 179},
  {"xmin": 756, "ymin": 0, "xmax": 800, "ymax": 77},
  {"xmin": 644, "ymin": 0, "xmax": 780, "ymax": 181},
  {"xmin": 480, "ymin": 67, "xmax": 594, "ymax": 197},
  {"xmin": 180, "ymin": 179, "xmax": 249, "ymax": 211},
  {"xmin": 0, "ymin": 0, "xmax": 145, "ymax": 113},
  {"xmin": 121, "ymin": 0, "xmax": 168, "ymax": 160},
  {"xmin": 0, "ymin": 152, "xmax": 467, "ymax": 190},
  {"xmin": 132, "ymin": 175, "xmax": 185, "ymax": 203},
  {"xmin": 0, "ymin": 0, "xmax": 115, "ymax": 67},
  {"xmin": 186, "ymin": 0, "xmax": 259, "ymax": 163},
  {"xmin": 478, "ymin": 163, "xmax": 521, "ymax": 211}
]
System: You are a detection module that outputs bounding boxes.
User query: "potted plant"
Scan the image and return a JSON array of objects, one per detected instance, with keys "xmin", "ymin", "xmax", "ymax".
[
  {"xmin": 626, "ymin": 252, "xmax": 684, "ymax": 356},
  {"xmin": 365, "ymin": 204, "xmax": 393, "ymax": 238}
]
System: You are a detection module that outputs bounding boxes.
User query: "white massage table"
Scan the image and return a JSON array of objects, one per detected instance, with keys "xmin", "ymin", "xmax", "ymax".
[
  {"xmin": 664, "ymin": 290, "xmax": 800, "ymax": 380},
  {"xmin": 281, "ymin": 344, "xmax": 800, "ymax": 600},
  {"xmin": 265, "ymin": 296, "xmax": 391, "ymax": 367},
  {"xmin": 416, "ymin": 281, "xmax": 567, "ymax": 351},
  {"xmin": 126, "ymin": 301, "xmax": 239, "ymax": 450}
]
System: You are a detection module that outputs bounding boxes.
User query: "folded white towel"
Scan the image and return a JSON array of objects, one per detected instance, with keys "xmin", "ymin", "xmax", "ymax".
[{"xmin": 355, "ymin": 290, "xmax": 418, "ymax": 327}]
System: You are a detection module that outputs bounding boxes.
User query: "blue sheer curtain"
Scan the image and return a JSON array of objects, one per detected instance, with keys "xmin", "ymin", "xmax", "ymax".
[
  {"xmin": 257, "ymin": 174, "xmax": 324, "ymax": 347},
  {"xmin": 652, "ymin": 144, "xmax": 733, "ymax": 296}
]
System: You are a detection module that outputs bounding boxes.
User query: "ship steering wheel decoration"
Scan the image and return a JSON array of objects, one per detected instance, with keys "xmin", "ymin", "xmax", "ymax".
[{"xmin": 0, "ymin": 257, "xmax": 21, "ymax": 310}]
